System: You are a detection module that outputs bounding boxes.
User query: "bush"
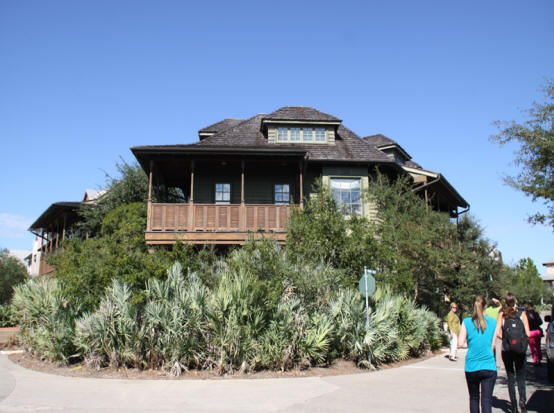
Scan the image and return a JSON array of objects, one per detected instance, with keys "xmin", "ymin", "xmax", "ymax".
[
  {"xmin": 0, "ymin": 303, "xmax": 17, "ymax": 327},
  {"xmin": 12, "ymin": 278, "xmax": 79, "ymax": 363},
  {"xmin": 0, "ymin": 248, "xmax": 29, "ymax": 305}
]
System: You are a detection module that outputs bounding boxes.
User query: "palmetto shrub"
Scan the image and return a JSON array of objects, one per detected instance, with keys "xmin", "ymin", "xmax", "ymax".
[
  {"xmin": 142, "ymin": 262, "xmax": 209, "ymax": 370},
  {"xmin": 15, "ymin": 240, "xmax": 442, "ymax": 373},
  {"xmin": 74, "ymin": 280, "xmax": 143, "ymax": 368},
  {"xmin": 12, "ymin": 278, "xmax": 78, "ymax": 363}
]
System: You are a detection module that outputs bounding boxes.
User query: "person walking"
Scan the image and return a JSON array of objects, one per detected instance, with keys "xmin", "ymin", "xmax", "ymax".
[
  {"xmin": 494, "ymin": 293, "xmax": 531, "ymax": 413},
  {"xmin": 458, "ymin": 295, "xmax": 497, "ymax": 413},
  {"xmin": 524, "ymin": 301, "xmax": 543, "ymax": 366},
  {"xmin": 445, "ymin": 302, "xmax": 461, "ymax": 361},
  {"xmin": 485, "ymin": 297, "xmax": 502, "ymax": 320}
]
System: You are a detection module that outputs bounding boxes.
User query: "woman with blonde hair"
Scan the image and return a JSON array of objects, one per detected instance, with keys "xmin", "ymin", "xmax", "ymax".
[
  {"xmin": 458, "ymin": 295, "xmax": 498, "ymax": 413},
  {"xmin": 494, "ymin": 293, "xmax": 530, "ymax": 413}
]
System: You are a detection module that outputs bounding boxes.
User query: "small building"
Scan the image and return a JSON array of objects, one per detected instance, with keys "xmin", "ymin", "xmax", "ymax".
[
  {"xmin": 542, "ymin": 257, "xmax": 554, "ymax": 289},
  {"xmin": 28, "ymin": 189, "xmax": 105, "ymax": 276},
  {"xmin": 131, "ymin": 106, "xmax": 469, "ymax": 246}
]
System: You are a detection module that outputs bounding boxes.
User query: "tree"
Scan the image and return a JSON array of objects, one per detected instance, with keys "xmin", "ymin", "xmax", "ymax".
[
  {"xmin": 77, "ymin": 159, "xmax": 149, "ymax": 237},
  {"xmin": 0, "ymin": 249, "xmax": 29, "ymax": 304},
  {"xmin": 496, "ymin": 258, "xmax": 549, "ymax": 304},
  {"xmin": 491, "ymin": 80, "xmax": 554, "ymax": 228}
]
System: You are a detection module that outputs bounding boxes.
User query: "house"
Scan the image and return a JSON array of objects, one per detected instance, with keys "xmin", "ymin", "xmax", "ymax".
[
  {"xmin": 131, "ymin": 106, "xmax": 469, "ymax": 246},
  {"xmin": 28, "ymin": 189, "xmax": 105, "ymax": 276},
  {"xmin": 543, "ymin": 257, "xmax": 554, "ymax": 289}
]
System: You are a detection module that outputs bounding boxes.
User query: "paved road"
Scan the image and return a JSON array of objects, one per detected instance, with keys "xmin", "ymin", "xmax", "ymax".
[{"xmin": 0, "ymin": 347, "xmax": 551, "ymax": 413}]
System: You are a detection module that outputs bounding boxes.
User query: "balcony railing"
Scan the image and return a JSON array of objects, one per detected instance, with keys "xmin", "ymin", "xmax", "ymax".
[{"xmin": 147, "ymin": 203, "xmax": 291, "ymax": 239}]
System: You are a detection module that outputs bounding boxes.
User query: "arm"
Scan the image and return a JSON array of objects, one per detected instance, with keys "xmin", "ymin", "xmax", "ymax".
[
  {"xmin": 494, "ymin": 312, "xmax": 504, "ymax": 345},
  {"xmin": 458, "ymin": 322, "xmax": 467, "ymax": 348},
  {"xmin": 521, "ymin": 311, "xmax": 531, "ymax": 337}
]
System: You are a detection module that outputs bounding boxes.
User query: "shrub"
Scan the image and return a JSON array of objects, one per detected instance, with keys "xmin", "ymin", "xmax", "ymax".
[
  {"xmin": 0, "ymin": 303, "xmax": 18, "ymax": 327},
  {"xmin": 12, "ymin": 278, "xmax": 78, "ymax": 363},
  {"xmin": 74, "ymin": 280, "xmax": 143, "ymax": 368}
]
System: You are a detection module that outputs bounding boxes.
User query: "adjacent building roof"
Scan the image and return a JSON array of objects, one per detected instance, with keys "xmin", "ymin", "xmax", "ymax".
[{"xmin": 28, "ymin": 202, "xmax": 82, "ymax": 232}]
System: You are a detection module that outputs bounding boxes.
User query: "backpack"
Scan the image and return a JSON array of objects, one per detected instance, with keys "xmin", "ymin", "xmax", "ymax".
[{"xmin": 502, "ymin": 311, "xmax": 528, "ymax": 354}]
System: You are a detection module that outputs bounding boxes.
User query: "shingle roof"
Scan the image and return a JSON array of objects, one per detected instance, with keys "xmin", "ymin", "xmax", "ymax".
[
  {"xmin": 198, "ymin": 118, "xmax": 244, "ymax": 134},
  {"xmin": 28, "ymin": 202, "xmax": 83, "ymax": 231},
  {"xmin": 363, "ymin": 134, "xmax": 397, "ymax": 147},
  {"xmin": 263, "ymin": 106, "xmax": 341, "ymax": 122},
  {"xmin": 132, "ymin": 107, "xmax": 396, "ymax": 164},
  {"xmin": 190, "ymin": 110, "xmax": 392, "ymax": 163}
]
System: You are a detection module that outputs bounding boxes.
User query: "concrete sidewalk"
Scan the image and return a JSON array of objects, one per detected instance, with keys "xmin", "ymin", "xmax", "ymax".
[{"xmin": 0, "ymin": 348, "xmax": 551, "ymax": 412}]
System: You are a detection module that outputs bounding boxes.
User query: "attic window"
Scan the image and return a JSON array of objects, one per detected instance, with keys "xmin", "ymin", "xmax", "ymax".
[{"xmin": 276, "ymin": 127, "xmax": 326, "ymax": 143}]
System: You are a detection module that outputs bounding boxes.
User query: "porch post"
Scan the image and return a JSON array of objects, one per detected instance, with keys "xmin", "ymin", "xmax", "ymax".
[
  {"xmin": 62, "ymin": 214, "xmax": 66, "ymax": 245},
  {"xmin": 147, "ymin": 160, "xmax": 154, "ymax": 232},
  {"xmin": 240, "ymin": 160, "xmax": 246, "ymax": 231},
  {"xmin": 299, "ymin": 160, "xmax": 304, "ymax": 209},
  {"xmin": 189, "ymin": 160, "xmax": 195, "ymax": 230}
]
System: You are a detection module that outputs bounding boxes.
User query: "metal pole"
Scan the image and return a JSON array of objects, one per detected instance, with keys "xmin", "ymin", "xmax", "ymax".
[{"xmin": 364, "ymin": 266, "xmax": 371, "ymax": 366}]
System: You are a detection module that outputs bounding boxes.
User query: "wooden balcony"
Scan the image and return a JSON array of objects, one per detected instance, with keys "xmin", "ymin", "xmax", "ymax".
[{"xmin": 145, "ymin": 203, "xmax": 292, "ymax": 244}]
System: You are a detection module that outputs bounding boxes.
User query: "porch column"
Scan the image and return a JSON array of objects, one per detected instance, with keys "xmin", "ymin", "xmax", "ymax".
[
  {"xmin": 62, "ymin": 214, "xmax": 66, "ymax": 245},
  {"xmin": 147, "ymin": 160, "xmax": 154, "ymax": 231},
  {"xmin": 189, "ymin": 160, "xmax": 195, "ymax": 230},
  {"xmin": 299, "ymin": 160, "xmax": 304, "ymax": 209},
  {"xmin": 240, "ymin": 160, "xmax": 246, "ymax": 231}
]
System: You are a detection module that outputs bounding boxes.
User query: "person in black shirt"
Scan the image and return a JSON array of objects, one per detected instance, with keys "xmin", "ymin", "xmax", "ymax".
[{"xmin": 524, "ymin": 302, "xmax": 543, "ymax": 366}]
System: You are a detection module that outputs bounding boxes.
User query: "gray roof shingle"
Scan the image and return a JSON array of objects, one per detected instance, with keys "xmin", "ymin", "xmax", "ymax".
[
  {"xmin": 263, "ymin": 106, "xmax": 341, "ymax": 122},
  {"xmin": 198, "ymin": 118, "xmax": 244, "ymax": 135}
]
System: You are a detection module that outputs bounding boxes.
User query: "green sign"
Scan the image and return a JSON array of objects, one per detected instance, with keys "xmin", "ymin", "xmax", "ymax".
[{"xmin": 358, "ymin": 269, "xmax": 376, "ymax": 298}]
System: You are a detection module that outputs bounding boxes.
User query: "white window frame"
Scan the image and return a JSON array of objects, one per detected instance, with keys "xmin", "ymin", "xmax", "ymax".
[
  {"xmin": 330, "ymin": 178, "xmax": 362, "ymax": 216},
  {"xmin": 215, "ymin": 183, "xmax": 231, "ymax": 204},
  {"xmin": 315, "ymin": 128, "xmax": 326, "ymax": 142}
]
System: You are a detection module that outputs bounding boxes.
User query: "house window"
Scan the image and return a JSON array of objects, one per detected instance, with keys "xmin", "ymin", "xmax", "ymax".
[
  {"xmin": 330, "ymin": 178, "xmax": 361, "ymax": 215},
  {"xmin": 278, "ymin": 127, "xmax": 288, "ymax": 142},
  {"xmin": 274, "ymin": 184, "xmax": 290, "ymax": 204},
  {"xmin": 303, "ymin": 128, "xmax": 313, "ymax": 142},
  {"xmin": 275, "ymin": 127, "xmax": 327, "ymax": 143},
  {"xmin": 290, "ymin": 128, "xmax": 300, "ymax": 141},
  {"xmin": 315, "ymin": 128, "xmax": 326, "ymax": 142},
  {"xmin": 215, "ymin": 183, "xmax": 231, "ymax": 204}
]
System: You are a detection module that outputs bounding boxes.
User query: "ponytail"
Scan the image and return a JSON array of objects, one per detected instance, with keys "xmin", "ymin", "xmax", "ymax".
[
  {"xmin": 504, "ymin": 292, "xmax": 517, "ymax": 319},
  {"xmin": 472, "ymin": 295, "xmax": 487, "ymax": 333}
]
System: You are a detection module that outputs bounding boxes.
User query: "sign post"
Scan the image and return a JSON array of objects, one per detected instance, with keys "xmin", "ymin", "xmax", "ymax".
[{"xmin": 358, "ymin": 267, "xmax": 376, "ymax": 365}]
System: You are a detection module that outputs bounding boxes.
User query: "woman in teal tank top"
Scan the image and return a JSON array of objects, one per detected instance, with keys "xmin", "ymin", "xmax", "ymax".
[{"xmin": 458, "ymin": 295, "xmax": 498, "ymax": 413}]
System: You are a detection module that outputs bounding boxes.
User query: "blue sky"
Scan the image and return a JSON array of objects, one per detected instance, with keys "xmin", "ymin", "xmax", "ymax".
[{"xmin": 1, "ymin": 1, "xmax": 552, "ymax": 273}]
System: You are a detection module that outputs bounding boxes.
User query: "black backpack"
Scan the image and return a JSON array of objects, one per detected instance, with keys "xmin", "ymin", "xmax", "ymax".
[{"xmin": 502, "ymin": 311, "xmax": 528, "ymax": 354}]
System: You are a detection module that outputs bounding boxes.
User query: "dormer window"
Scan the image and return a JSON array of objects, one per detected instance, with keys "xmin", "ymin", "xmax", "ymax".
[
  {"xmin": 303, "ymin": 128, "xmax": 313, "ymax": 142},
  {"xmin": 315, "ymin": 128, "xmax": 325, "ymax": 142},
  {"xmin": 275, "ymin": 127, "xmax": 327, "ymax": 143}
]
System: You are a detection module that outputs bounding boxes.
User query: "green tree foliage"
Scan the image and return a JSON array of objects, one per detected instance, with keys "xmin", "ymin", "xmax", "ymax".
[
  {"xmin": 497, "ymin": 258, "xmax": 549, "ymax": 304},
  {"xmin": 368, "ymin": 174, "xmax": 459, "ymax": 313},
  {"xmin": 51, "ymin": 203, "xmax": 182, "ymax": 311},
  {"xmin": 491, "ymin": 80, "xmax": 554, "ymax": 227},
  {"xmin": 286, "ymin": 178, "xmax": 378, "ymax": 280},
  {"xmin": 77, "ymin": 160, "xmax": 149, "ymax": 237},
  {"xmin": 0, "ymin": 248, "xmax": 29, "ymax": 305}
]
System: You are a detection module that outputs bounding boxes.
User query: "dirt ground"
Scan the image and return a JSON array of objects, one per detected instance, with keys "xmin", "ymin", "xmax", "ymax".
[{"xmin": 7, "ymin": 348, "xmax": 441, "ymax": 381}]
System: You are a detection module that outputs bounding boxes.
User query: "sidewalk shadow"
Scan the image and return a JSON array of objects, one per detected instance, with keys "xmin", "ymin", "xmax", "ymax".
[
  {"xmin": 491, "ymin": 396, "xmax": 510, "ymax": 412},
  {"xmin": 494, "ymin": 350, "xmax": 553, "ymax": 413}
]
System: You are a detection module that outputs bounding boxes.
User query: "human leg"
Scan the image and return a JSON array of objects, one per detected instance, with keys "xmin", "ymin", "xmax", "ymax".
[
  {"xmin": 465, "ymin": 371, "xmax": 481, "ymax": 413},
  {"xmin": 502, "ymin": 351, "xmax": 518, "ymax": 412},
  {"xmin": 528, "ymin": 330, "xmax": 541, "ymax": 364},
  {"xmin": 449, "ymin": 332, "xmax": 458, "ymax": 360},
  {"xmin": 480, "ymin": 370, "xmax": 497, "ymax": 413},
  {"xmin": 513, "ymin": 353, "xmax": 527, "ymax": 412}
]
